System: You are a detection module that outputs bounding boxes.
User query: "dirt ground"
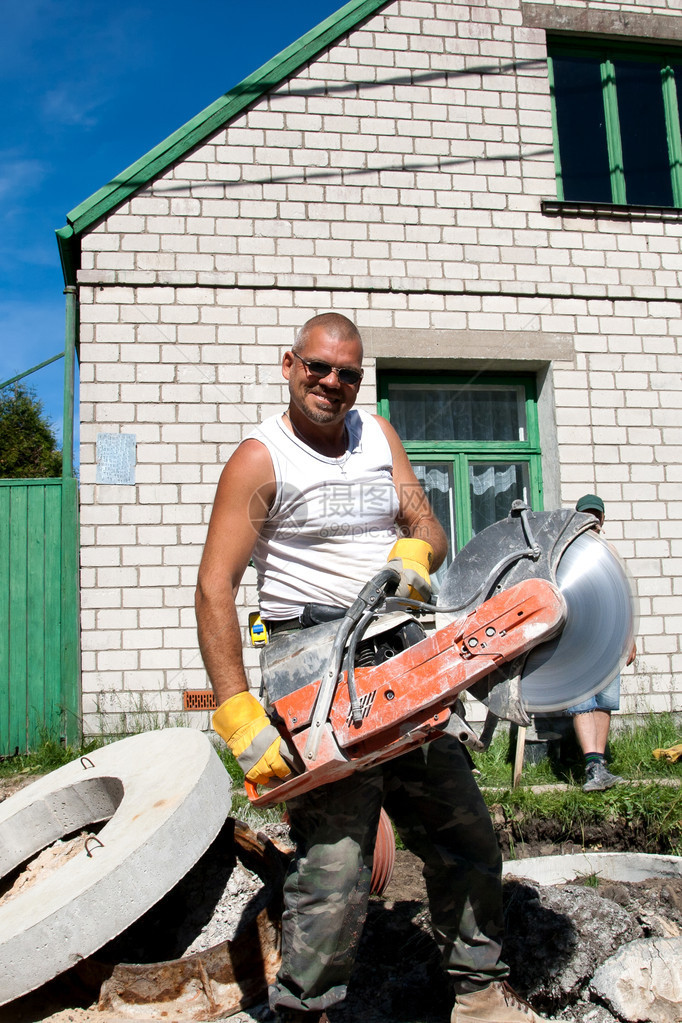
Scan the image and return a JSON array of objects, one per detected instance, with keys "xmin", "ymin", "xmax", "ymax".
[
  {"xmin": 1, "ymin": 775, "xmax": 680, "ymax": 1023},
  {"xmin": 0, "ymin": 774, "xmax": 38, "ymax": 800},
  {"xmin": 5, "ymin": 850, "xmax": 680, "ymax": 1023}
]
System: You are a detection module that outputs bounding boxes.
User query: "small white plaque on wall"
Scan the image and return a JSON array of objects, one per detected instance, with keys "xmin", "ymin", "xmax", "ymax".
[{"xmin": 96, "ymin": 433, "xmax": 136, "ymax": 485}]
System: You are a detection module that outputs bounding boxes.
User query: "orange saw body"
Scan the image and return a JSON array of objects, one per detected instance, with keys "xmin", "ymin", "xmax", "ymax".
[{"xmin": 246, "ymin": 577, "xmax": 565, "ymax": 806}]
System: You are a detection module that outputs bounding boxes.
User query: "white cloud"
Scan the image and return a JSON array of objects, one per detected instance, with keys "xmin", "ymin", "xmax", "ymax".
[
  {"xmin": 0, "ymin": 154, "xmax": 48, "ymax": 201},
  {"xmin": 42, "ymin": 87, "xmax": 101, "ymax": 128}
]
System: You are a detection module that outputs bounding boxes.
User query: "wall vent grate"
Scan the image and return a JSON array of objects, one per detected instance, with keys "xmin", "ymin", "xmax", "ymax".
[{"xmin": 183, "ymin": 691, "xmax": 218, "ymax": 711}]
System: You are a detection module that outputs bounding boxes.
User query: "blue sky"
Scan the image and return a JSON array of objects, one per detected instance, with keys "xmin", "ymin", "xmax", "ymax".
[{"xmin": 0, "ymin": 0, "xmax": 344, "ymax": 454}]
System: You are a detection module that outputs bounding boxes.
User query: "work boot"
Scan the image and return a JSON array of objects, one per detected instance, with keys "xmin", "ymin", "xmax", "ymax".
[
  {"xmin": 451, "ymin": 981, "xmax": 547, "ymax": 1023},
  {"xmin": 583, "ymin": 759, "xmax": 623, "ymax": 792}
]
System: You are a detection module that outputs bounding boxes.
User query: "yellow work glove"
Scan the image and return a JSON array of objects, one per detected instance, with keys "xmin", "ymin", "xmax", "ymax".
[
  {"xmin": 212, "ymin": 691, "xmax": 291, "ymax": 786},
  {"xmin": 653, "ymin": 743, "xmax": 682, "ymax": 763},
  {"xmin": 386, "ymin": 537, "xmax": 434, "ymax": 602}
]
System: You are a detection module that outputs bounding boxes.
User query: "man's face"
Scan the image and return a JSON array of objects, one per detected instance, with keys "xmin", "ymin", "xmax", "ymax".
[
  {"xmin": 588, "ymin": 509, "xmax": 605, "ymax": 531},
  {"xmin": 283, "ymin": 327, "xmax": 363, "ymax": 427}
]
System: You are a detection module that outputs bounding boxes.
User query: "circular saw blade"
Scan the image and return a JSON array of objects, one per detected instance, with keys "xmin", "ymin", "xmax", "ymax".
[{"xmin": 520, "ymin": 531, "xmax": 636, "ymax": 713}]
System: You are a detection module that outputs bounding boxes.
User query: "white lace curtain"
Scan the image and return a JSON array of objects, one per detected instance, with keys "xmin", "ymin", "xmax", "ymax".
[{"xmin": 388, "ymin": 384, "xmax": 525, "ymax": 443}]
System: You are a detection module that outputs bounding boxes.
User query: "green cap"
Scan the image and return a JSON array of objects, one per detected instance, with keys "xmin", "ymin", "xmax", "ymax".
[{"xmin": 576, "ymin": 493, "xmax": 604, "ymax": 515}]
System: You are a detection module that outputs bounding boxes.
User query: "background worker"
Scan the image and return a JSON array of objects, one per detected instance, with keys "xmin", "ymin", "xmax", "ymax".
[
  {"xmin": 567, "ymin": 494, "xmax": 635, "ymax": 792},
  {"xmin": 196, "ymin": 312, "xmax": 547, "ymax": 1023}
]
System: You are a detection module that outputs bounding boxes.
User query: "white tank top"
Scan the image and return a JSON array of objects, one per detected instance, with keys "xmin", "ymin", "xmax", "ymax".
[{"xmin": 246, "ymin": 409, "xmax": 400, "ymax": 620}]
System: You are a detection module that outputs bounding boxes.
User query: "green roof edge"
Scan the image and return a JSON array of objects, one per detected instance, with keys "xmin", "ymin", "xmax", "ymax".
[
  {"xmin": 61, "ymin": 0, "xmax": 390, "ymax": 247},
  {"xmin": 56, "ymin": 226, "xmax": 79, "ymax": 287}
]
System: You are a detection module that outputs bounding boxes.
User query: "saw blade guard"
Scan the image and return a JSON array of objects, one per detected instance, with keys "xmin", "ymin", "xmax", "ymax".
[{"xmin": 435, "ymin": 506, "xmax": 636, "ymax": 715}]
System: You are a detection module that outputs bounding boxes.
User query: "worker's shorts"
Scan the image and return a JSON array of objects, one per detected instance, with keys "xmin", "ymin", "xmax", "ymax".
[{"xmin": 566, "ymin": 673, "xmax": 621, "ymax": 715}]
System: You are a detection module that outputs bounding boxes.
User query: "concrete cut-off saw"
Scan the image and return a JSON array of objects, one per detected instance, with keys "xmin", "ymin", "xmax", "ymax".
[{"xmin": 246, "ymin": 503, "xmax": 636, "ymax": 807}]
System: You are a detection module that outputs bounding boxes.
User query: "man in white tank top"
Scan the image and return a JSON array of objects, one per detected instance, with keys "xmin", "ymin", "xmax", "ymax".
[{"xmin": 196, "ymin": 314, "xmax": 547, "ymax": 1023}]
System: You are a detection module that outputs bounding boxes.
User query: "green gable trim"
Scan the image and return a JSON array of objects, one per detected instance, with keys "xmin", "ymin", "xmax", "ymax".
[
  {"xmin": 56, "ymin": 226, "xmax": 80, "ymax": 288},
  {"xmin": 62, "ymin": 0, "xmax": 391, "ymax": 245}
]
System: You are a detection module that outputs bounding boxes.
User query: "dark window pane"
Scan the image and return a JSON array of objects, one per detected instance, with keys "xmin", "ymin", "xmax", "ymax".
[
  {"xmin": 387, "ymin": 385, "xmax": 525, "ymax": 442},
  {"xmin": 615, "ymin": 60, "xmax": 673, "ymax": 207},
  {"xmin": 553, "ymin": 54, "xmax": 612, "ymax": 202}
]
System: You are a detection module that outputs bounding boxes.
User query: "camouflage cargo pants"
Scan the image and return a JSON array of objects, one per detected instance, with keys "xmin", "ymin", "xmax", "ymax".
[{"xmin": 269, "ymin": 734, "xmax": 508, "ymax": 1014}]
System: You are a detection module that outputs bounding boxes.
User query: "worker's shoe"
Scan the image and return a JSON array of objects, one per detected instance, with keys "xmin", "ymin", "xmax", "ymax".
[
  {"xmin": 451, "ymin": 981, "xmax": 547, "ymax": 1023},
  {"xmin": 583, "ymin": 759, "xmax": 623, "ymax": 792}
]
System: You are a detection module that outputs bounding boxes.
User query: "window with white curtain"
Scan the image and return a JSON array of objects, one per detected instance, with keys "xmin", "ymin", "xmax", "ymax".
[{"xmin": 378, "ymin": 373, "xmax": 543, "ymax": 566}]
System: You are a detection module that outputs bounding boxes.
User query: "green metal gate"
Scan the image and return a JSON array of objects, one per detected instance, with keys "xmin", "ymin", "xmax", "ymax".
[{"xmin": 0, "ymin": 477, "xmax": 80, "ymax": 754}]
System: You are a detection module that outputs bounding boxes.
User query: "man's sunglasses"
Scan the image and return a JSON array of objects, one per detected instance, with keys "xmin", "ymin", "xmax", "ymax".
[{"xmin": 292, "ymin": 351, "xmax": 363, "ymax": 386}]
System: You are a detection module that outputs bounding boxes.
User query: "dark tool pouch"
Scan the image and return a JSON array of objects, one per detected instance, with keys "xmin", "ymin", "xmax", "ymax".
[
  {"xmin": 265, "ymin": 604, "xmax": 346, "ymax": 637},
  {"xmin": 299, "ymin": 603, "xmax": 347, "ymax": 628}
]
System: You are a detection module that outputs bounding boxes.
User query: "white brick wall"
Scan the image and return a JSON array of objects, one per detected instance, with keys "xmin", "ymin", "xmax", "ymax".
[{"xmin": 76, "ymin": 0, "xmax": 682, "ymax": 734}]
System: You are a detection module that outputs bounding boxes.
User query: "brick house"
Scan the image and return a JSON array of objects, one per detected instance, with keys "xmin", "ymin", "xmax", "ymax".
[{"xmin": 57, "ymin": 0, "xmax": 682, "ymax": 737}]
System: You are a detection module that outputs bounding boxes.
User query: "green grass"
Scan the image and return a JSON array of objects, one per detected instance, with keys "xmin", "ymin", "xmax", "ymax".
[
  {"xmin": 0, "ymin": 734, "xmax": 105, "ymax": 778},
  {"xmin": 4, "ymin": 715, "xmax": 679, "ymax": 854},
  {"xmin": 464, "ymin": 713, "xmax": 682, "ymax": 857},
  {"xmin": 574, "ymin": 871, "xmax": 600, "ymax": 888},
  {"xmin": 213, "ymin": 747, "xmax": 289, "ymax": 829},
  {"xmin": 609, "ymin": 713, "xmax": 681, "ymax": 777},
  {"xmin": 469, "ymin": 712, "xmax": 682, "ymax": 788},
  {"xmin": 483, "ymin": 781, "xmax": 682, "ymax": 856},
  {"xmin": 220, "ymin": 714, "xmax": 681, "ymax": 855},
  {"xmin": 1, "ymin": 734, "xmax": 248, "ymax": 796},
  {"xmin": 214, "ymin": 745, "xmax": 244, "ymax": 787}
]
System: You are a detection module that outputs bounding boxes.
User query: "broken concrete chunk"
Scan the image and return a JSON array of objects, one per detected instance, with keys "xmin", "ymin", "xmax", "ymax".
[
  {"xmin": 590, "ymin": 936, "xmax": 682, "ymax": 1023},
  {"xmin": 502, "ymin": 880, "xmax": 641, "ymax": 1003}
]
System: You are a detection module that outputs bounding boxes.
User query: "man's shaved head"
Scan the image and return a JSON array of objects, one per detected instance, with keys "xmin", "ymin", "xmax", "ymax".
[{"xmin": 293, "ymin": 313, "xmax": 363, "ymax": 358}]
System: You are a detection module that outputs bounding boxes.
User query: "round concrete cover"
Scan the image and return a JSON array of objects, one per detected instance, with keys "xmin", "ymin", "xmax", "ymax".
[
  {"xmin": 0, "ymin": 728, "xmax": 232, "ymax": 1006},
  {"xmin": 503, "ymin": 852, "xmax": 682, "ymax": 886}
]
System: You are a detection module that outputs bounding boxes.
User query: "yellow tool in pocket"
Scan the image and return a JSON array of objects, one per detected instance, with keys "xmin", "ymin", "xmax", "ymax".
[{"xmin": 248, "ymin": 611, "xmax": 268, "ymax": 646}]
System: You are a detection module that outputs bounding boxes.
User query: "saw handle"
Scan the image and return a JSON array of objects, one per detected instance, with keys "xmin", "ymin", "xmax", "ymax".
[
  {"xmin": 244, "ymin": 778, "xmax": 260, "ymax": 802},
  {"xmin": 243, "ymin": 727, "xmax": 302, "ymax": 803},
  {"xmin": 244, "ymin": 773, "xmax": 293, "ymax": 805}
]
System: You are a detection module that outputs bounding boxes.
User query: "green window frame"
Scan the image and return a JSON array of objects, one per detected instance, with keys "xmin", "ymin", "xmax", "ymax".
[
  {"xmin": 377, "ymin": 372, "xmax": 544, "ymax": 563},
  {"xmin": 548, "ymin": 36, "xmax": 682, "ymax": 208}
]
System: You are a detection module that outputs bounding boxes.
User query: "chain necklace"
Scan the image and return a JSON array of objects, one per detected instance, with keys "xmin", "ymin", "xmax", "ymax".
[{"xmin": 282, "ymin": 411, "xmax": 349, "ymax": 470}]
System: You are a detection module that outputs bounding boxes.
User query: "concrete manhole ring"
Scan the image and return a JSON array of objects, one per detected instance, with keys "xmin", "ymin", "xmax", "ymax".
[
  {"xmin": 0, "ymin": 728, "xmax": 232, "ymax": 1006},
  {"xmin": 503, "ymin": 851, "xmax": 682, "ymax": 886}
]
